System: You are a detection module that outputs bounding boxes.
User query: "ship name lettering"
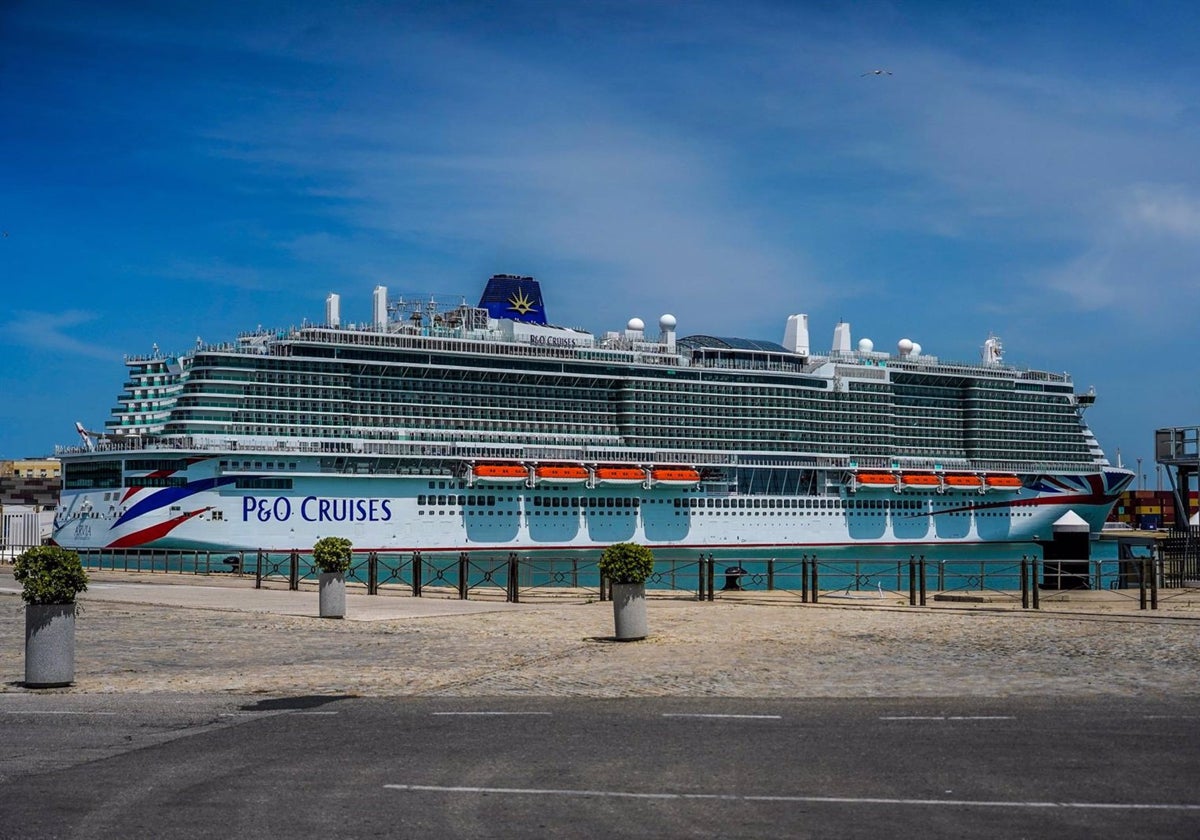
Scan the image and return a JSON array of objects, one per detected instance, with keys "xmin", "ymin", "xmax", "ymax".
[
  {"xmin": 243, "ymin": 496, "xmax": 292, "ymax": 522},
  {"xmin": 300, "ymin": 496, "xmax": 392, "ymax": 523},
  {"xmin": 530, "ymin": 335, "xmax": 577, "ymax": 348},
  {"xmin": 240, "ymin": 496, "xmax": 392, "ymax": 523}
]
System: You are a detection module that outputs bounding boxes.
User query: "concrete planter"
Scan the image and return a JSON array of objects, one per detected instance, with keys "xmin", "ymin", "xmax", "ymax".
[
  {"xmin": 319, "ymin": 572, "xmax": 346, "ymax": 619},
  {"xmin": 611, "ymin": 582, "xmax": 648, "ymax": 641},
  {"xmin": 25, "ymin": 603, "xmax": 76, "ymax": 688}
]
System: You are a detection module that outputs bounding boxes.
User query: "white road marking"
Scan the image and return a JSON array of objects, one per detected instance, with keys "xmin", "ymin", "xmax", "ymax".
[
  {"xmin": 219, "ymin": 710, "xmax": 341, "ymax": 717},
  {"xmin": 432, "ymin": 711, "xmax": 552, "ymax": 716},
  {"xmin": 383, "ymin": 783, "xmax": 1200, "ymax": 811},
  {"xmin": 2, "ymin": 710, "xmax": 118, "ymax": 716},
  {"xmin": 661, "ymin": 713, "xmax": 782, "ymax": 720},
  {"xmin": 880, "ymin": 716, "xmax": 1015, "ymax": 721}
]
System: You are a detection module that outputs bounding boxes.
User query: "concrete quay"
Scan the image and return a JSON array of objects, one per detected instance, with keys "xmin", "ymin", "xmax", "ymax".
[{"xmin": 3, "ymin": 569, "xmax": 1199, "ymax": 699}]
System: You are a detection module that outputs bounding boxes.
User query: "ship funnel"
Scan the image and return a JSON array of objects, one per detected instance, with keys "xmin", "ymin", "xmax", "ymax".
[
  {"xmin": 325, "ymin": 293, "xmax": 341, "ymax": 328},
  {"xmin": 783, "ymin": 314, "xmax": 809, "ymax": 355},
  {"xmin": 373, "ymin": 285, "xmax": 388, "ymax": 331},
  {"xmin": 831, "ymin": 321, "xmax": 851, "ymax": 355}
]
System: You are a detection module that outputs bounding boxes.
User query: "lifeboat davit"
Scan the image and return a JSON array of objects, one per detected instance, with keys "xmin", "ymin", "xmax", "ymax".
[
  {"xmin": 472, "ymin": 463, "xmax": 529, "ymax": 483},
  {"xmin": 534, "ymin": 464, "xmax": 589, "ymax": 483},
  {"xmin": 652, "ymin": 467, "xmax": 701, "ymax": 486},
  {"xmin": 944, "ymin": 474, "xmax": 983, "ymax": 488},
  {"xmin": 594, "ymin": 466, "xmax": 646, "ymax": 485},
  {"xmin": 855, "ymin": 473, "xmax": 896, "ymax": 486},
  {"xmin": 901, "ymin": 473, "xmax": 940, "ymax": 486},
  {"xmin": 985, "ymin": 474, "xmax": 1022, "ymax": 489}
]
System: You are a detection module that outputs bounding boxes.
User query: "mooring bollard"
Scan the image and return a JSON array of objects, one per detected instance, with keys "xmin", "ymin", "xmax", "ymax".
[
  {"xmin": 458, "ymin": 552, "xmax": 469, "ymax": 600},
  {"xmin": 908, "ymin": 555, "xmax": 917, "ymax": 606},
  {"xmin": 919, "ymin": 555, "xmax": 927, "ymax": 606},
  {"xmin": 810, "ymin": 554, "xmax": 820, "ymax": 603},
  {"xmin": 1139, "ymin": 557, "xmax": 1148, "ymax": 610},
  {"xmin": 507, "ymin": 552, "xmax": 519, "ymax": 603},
  {"xmin": 1021, "ymin": 555, "xmax": 1029, "ymax": 609},
  {"xmin": 1032, "ymin": 558, "xmax": 1040, "ymax": 610},
  {"xmin": 1150, "ymin": 556, "xmax": 1159, "ymax": 610},
  {"xmin": 289, "ymin": 550, "xmax": 300, "ymax": 591}
]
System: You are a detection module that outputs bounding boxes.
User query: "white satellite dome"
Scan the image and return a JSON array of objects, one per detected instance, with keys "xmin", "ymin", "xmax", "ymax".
[
  {"xmin": 659, "ymin": 314, "xmax": 677, "ymax": 330},
  {"xmin": 897, "ymin": 338, "xmax": 914, "ymax": 355},
  {"xmin": 627, "ymin": 317, "xmax": 645, "ymax": 332},
  {"xmin": 910, "ymin": 342, "xmax": 922, "ymax": 357},
  {"xmin": 858, "ymin": 338, "xmax": 874, "ymax": 353}
]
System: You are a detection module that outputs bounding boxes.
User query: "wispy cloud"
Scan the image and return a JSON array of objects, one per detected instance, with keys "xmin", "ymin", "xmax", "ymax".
[
  {"xmin": 1126, "ymin": 185, "xmax": 1200, "ymax": 239},
  {"xmin": 3, "ymin": 311, "xmax": 122, "ymax": 360},
  {"xmin": 1042, "ymin": 184, "xmax": 1200, "ymax": 315}
]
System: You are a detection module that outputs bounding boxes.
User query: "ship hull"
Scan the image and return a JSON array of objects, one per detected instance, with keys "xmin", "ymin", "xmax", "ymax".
[{"xmin": 52, "ymin": 454, "xmax": 1131, "ymax": 553}]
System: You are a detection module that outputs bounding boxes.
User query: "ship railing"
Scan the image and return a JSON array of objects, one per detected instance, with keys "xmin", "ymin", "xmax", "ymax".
[
  {"xmin": 50, "ymin": 436, "xmax": 1110, "ymax": 478},
  {"xmin": 286, "ymin": 325, "xmax": 688, "ymax": 368}
]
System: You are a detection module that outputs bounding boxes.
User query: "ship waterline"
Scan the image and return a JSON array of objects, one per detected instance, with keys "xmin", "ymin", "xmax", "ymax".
[{"xmin": 53, "ymin": 274, "xmax": 1132, "ymax": 552}]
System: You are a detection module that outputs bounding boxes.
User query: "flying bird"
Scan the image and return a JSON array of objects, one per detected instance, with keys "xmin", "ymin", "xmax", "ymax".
[{"xmin": 861, "ymin": 69, "xmax": 893, "ymax": 76}]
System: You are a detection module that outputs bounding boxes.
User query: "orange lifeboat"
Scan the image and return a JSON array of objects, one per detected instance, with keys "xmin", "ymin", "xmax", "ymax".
[
  {"xmin": 944, "ymin": 474, "xmax": 983, "ymax": 487},
  {"xmin": 595, "ymin": 466, "xmax": 646, "ymax": 485},
  {"xmin": 901, "ymin": 473, "xmax": 940, "ymax": 486},
  {"xmin": 985, "ymin": 474, "xmax": 1022, "ymax": 489},
  {"xmin": 652, "ymin": 467, "xmax": 701, "ymax": 486},
  {"xmin": 855, "ymin": 473, "xmax": 896, "ymax": 486},
  {"xmin": 472, "ymin": 463, "xmax": 528, "ymax": 483},
  {"xmin": 535, "ymin": 464, "xmax": 589, "ymax": 483}
]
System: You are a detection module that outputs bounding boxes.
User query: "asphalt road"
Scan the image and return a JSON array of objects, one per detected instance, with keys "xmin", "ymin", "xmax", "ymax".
[{"xmin": 2, "ymin": 694, "xmax": 1197, "ymax": 839}]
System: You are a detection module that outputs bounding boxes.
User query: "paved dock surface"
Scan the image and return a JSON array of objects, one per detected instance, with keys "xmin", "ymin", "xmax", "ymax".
[{"xmin": 3, "ymin": 569, "xmax": 1199, "ymax": 698}]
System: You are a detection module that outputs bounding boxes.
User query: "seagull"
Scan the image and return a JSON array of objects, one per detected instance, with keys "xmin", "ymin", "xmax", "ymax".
[{"xmin": 861, "ymin": 69, "xmax": 893, "ymax": 76}]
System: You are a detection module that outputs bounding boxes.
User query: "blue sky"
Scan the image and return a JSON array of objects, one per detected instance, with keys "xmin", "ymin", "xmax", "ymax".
[{"xmin": 2, "ymin": 0, "xmax": 1198, "ymax": 483}]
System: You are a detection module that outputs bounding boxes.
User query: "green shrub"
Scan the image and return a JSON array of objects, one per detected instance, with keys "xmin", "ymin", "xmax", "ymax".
[
  {"xmin": 598, "ymin": 542, "xmax": 655, "ymax": 585},
  {"xmin": 312, "ymin": 536, "xmax": 353, "ymax": 574},
  {"xmin": 13, "ymin": 545, "xmax": 90, "ymax": 605}
]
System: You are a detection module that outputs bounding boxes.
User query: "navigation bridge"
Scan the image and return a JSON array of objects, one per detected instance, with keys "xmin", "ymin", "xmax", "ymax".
[{"xmin": 1155, "ymin": 426, "xmax": 1200, "ymax": 526}]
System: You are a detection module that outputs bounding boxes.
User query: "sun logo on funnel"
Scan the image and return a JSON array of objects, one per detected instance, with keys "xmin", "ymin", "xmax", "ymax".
[{"xmin": 508, "ymin": 288, "xmax": 537, "ymax": 316}]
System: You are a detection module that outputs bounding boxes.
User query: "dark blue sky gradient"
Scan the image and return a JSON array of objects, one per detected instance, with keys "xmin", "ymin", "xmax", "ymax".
[{"xmin": 2, "ymin": 0, "xmax": 1198, "ymax": 481}]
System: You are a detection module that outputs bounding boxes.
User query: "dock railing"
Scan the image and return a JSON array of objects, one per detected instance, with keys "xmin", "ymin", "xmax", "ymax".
[{"xmin": 1, "ymin": 545, "xmax": 1185, "ymax": 612}]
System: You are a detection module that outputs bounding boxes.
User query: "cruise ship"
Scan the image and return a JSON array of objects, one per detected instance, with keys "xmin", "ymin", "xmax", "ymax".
[{"xmin": 52, "ymin": 274, "xmax": 1132, "ymax": 554}]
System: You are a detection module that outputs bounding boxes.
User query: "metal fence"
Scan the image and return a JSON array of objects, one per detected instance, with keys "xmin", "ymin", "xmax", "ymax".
[{"xmin": 0, "ymin": 546, "xmax": 1173, "ymax": 611}]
